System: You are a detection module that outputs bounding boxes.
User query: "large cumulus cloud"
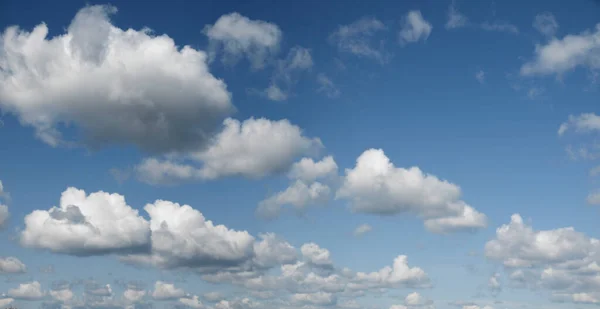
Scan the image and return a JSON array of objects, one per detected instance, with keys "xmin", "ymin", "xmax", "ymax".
[{"xmin": 0, "ymin": 5, "xmax": 233, "ymax": 152}]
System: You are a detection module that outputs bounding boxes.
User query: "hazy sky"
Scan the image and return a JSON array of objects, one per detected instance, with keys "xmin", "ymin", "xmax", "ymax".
[{"xmin": 0, "ymin": 0, "xmax": 599, "ymax": 308}]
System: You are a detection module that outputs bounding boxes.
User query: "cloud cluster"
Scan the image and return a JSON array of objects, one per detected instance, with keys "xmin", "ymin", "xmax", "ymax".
[
  {"xmin": 336, "ymin": 149, "xmax": 487, "ymax": 233},
  {"xmin": 485, "ymin": 214, "xmax": 600, "ymax": 304},
  {"xmin": 0, "ymin": 5, "xmax": 233, "ymax": 152}
]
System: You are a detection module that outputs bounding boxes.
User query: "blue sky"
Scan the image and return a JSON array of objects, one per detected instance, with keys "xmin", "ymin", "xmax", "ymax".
[{"xmin": 0, "ymin": 0, "xmax": 599, "ymax": 308}]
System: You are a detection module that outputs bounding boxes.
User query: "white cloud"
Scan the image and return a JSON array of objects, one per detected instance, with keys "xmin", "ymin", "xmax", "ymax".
[
  {"xmin": 0, "ymin": 180, "xmax": 9, "ymax": 228},
  {"xmin": 485, "ymin": 214, "xmax": 600, "ymax": 303},
  {"xmin": 534, "ymin": 12, "xmax": 559, "ymax": 38},
  {"xmin": 20, "ymin": 187, "xmax": 150, "ymax": 255},
  {"xmin": 354, "ymin": 255, "xmax": 430, "ymax": 288},
  {"xmin": 256, "ymin": 180, "xmax": 331, "ymax": 219},
  {"xmin": 214, "ymin": 298, "xmax": 259, "ymax": 309},
  {"xmin": 152, "ymin": 281, "xmax": 185, "ymax": 300},
  {"xmin": 264, "ymin": 84, "xmax": 288, "ymax": 101},
  {"xmin": 0, "ymin": 204, "xmax": 8, "ymax": 229},
  {"xmin": 353, "ymin": 224, "xmax": 372, "ymax": 237},
  {"xmin": 558, "ymin": 113, "xmax": 600, "ymax": 136},
  {"xmin": 291, "ymin": 292, "xmax": 337, "ymax": 306},
  {"xmin": 399, "ymin": 11, "xmax": 433, "ymax": 44},
  {"xmin": 136, "ymin": 117, "xmax": 322, "ymax": 184},
  {"xmin": 446, "ymin": 3, "xmax": 468, "ymax": 29},
  {"xmin": 316, "ymin": 73, "xmax": 341, "ymax": 98},
  {"xmin": 50, "ymin": 287, "xmax": 74, "ymax": 303},
  {"xmin": 329, "ymin": 17, "xmax": 389, "ymax": 63},
  {"xmin": 253, "ymin": 233, "xmax": 298, "ymax": 268},
  {"xmin": 179, "ymin": 295, "xmax": 205, "ymax": 308},
  {"xmin": 521, "ymin": 24, "xmax": 600, "ymax": 76},
  {"xmin": 301, "ymin": 243, "xmax": 334, "ymax": 268},
  {"xmin": 123, "ymin": 288, "xmax": 146, "ymax": 303},
  {"xmin": 256, "ymin": 156, "xmax": 336, "ymax": 219},
  {"xmin": 288, "ymin": 156, "xmax": 338, "ymax": 183},
  {"xmin": 485, "ymin": 214, "xmax": 597, "ymax": 267},
  {"xmin": 8, "ymin": 281, "xmax": 45, "ymax": 300},
  {"xmin": 193, "ymin": 117, "xmax": 321, "ymax": 179},
  {"xmin": 203, "ymin": 12, "xmax": 282, "ymax": 69},
  {"xmin": 336, "ymin": 149, "xmax": 487, "ymax": 233},
  {"xmin": 0, "ymin": 257, "xmax": 26, "ymax": 273},
  {"xmin": 587, "ymin": 191, "xmax": 600, "ymax": 205},
  {"xmin": 481, "ymin": 21, "xmax": 519, "ymax": 34},
  {"xmin": 140, "ymin": 200, "xmax": 255, "ymax": 270},
  {"xmin": 475, "ymin": 70, "xmax": 485, "ymax": 83},
  {"xmin": 404, "ymin": 292, "xmax": 430, "ymax": 306},
  {"xmin": 0, "ymin": 5, "xmax": 233, "ymax": 152}
]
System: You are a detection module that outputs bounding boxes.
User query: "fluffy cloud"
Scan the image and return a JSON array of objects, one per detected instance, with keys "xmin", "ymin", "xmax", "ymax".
[
  {"xmin": 301, "ymin": 243, "xmax": 334, "ymax": 269},
  {"xmin": 534, "ymin": 12, "xmax": 559, "ymax": 38},
  {"xmin": 329, "ymin": 17, "xmax": 389, "ymax": 63},
  {"xmin": 256, "ymin": 180, "xmax": 331, "ymax": 219},
  {"xmin": 485, "ymin": 214, "xmax": 600, "ymax": 303},
  {"xmin": 354, "ymin": 255, "xmax": 430, "ymax": 288},
  {"xmin": 257, "ymin": 156, "xmax": 337, "ymax": 219},
  {"xmin": 136, "ymin": 117, "xmax": 322, "ymax": 184},
  {"xmin": 353, "ymin": 224, "xmax": 372, "ymax": 237},
  {"xmin": 21, "ymin": 187, "xmax": 299, "ymax": 276},
  {"xmin": 204, "ymin": 12, "xmax": 282, "ymax": 69},
  {"xmin": 123, "ymin": 287, "xmax": 146, "ymax": 303},
  {"xmin": 141, "ymin": 200, "xmax": 255, "ymax": 270},
  {"xmin": 20, "ymin": 187, "xmax": 150, "ymax": 255},
  {"xmin": 151, "ymin": 281, "xmax": 186, "ymax": 300},
  {"xmin": 336, "ymin": 149, "xmax": 487, "ymax": 233},
  {"xmin": 195, "ymin": 118, "xmax": 321, "ymax": 179},
  {"xmin": 0, "ymin": 257, "xmax": 26, "ymax": 273},
  {"xmin": 399, "ymin": 11, "xmax": 432, "ymax": 44},
  {"xmin": 521, "ymin": 24, "xmax": 600, "ymax": 76},
  {"xmin": 558, "ymin": 113, "xmax": 600, "ymax": 136},
  {"xmin": 288, "ymin": 156, "xmax": 338, "ymax": 183},
  {"xmin": 8, "ymin": 281, "xmax": 45, "ymax": 300},
  {"xmin": 0, "ymin": 5, "xmax": 233, "ymax": 152},
  {"xmin": 446, "ymin": 3, "xmax": 468, "ymax": 29}
]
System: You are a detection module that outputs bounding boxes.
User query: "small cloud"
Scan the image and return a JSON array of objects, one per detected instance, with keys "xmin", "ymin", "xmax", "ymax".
[
  {"xmin": 353, "ymin": 224, "xmax": 372, "ymax": 237},
  {"xmin": 446, "ymin": 2, "xmax": 469, "ymax": 29},
  {"xmin": 316, "ymin": 73, "xmax": 341, "ymax": 98},
  {"xmin": 533, "ymin": 12, "xmax": 558, "ymax": 38},
  {"xmin": 475, "ymin": 70, "xmax": 485, "ymax": 84},
  {"xmin": 399, "ymin": 11, "xmax": 433, "ymax": 45}
]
